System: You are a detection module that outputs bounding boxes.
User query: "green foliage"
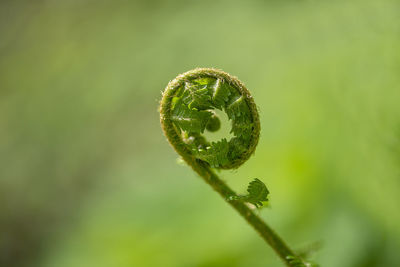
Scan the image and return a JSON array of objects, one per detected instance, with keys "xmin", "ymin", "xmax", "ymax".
[
  {"xmin": 232, "ymin": 178, "xmax": 270, "ymax": 208},
  {"xmin": 170, "ymin": 96, "xmax": 213, "ymax": 133},
  {"xmin": 194, "ymin": 139, "xmax": 230, "ymax": 168},
  {"xmin": 245, "ymin": 178, "xmax": 270, "ymax": 208},
  {"xmin": 212, "ymin": 80, "xmax": 232, "ymax": 109},
  {"xmin": 162, "ymin": 68, "xmax": 259, "ymax": 170}
]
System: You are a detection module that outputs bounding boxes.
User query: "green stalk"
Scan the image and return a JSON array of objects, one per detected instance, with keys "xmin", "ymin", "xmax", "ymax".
[{"xmin": 190, "ymin": 158, "xmax": 296, "ymax": 266}]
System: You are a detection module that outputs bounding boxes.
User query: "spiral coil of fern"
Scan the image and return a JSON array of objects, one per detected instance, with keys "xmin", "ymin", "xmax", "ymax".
[
  {"xmin": 160, "ymin": 68, "xmax": 305, "ymax": 267},
  {"xmin": 160, "ymin": 68, "xmax": 259, "ymax": 169}
]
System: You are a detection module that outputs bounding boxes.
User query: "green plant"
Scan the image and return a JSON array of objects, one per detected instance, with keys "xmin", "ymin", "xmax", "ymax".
[{"xmin": 159, "ymin": 68, "xmax": 316, "ymax": 266}]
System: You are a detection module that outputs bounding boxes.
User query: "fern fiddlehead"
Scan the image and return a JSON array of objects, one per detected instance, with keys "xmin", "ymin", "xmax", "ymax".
[{"xmin": 160, "ymin": 68, "xmax": 310, "ymax": 266}]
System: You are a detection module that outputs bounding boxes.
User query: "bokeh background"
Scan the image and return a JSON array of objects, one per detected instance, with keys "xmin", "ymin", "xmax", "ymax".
[{"xmin": 1, "ymin": 0, "xmax": 400, "ymax": 266}]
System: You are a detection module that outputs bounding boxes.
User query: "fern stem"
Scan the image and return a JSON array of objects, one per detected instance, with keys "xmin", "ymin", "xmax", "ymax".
[
  {"xmin": 160, "ymin": 68, "xmax": 307, "ymax": 266},
  {"xmin": 190, "ymin": 158, "xmax": 296, "ymax": 266}
]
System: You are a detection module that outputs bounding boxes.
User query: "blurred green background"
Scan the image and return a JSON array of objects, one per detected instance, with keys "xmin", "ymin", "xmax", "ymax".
[{"xmin": 1, "ymin": 0, "xmax": 400, "ymax": 266}]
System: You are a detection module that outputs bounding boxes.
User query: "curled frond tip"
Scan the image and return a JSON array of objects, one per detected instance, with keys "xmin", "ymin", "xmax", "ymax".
[{"xmin": 160, "ymin": 68, "xmax": 260, "ymax": 170}]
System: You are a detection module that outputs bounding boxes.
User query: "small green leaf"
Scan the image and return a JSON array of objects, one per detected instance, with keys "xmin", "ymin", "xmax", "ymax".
[
  {"xmin": 212, "ymin": 80, "xmax": 232, "ymax": 109},
  {"xmin": 182, "ymin": 81, "xmax": 213, "ymax": 110},
  {"xmin": 194, "ymin": 138, "xmax": 230, "ymax": 168},
  {"xmin": 245, "ymin": 178, "xmax": 270, "ymax": 207},
  {"xmin": 171, "ymin": 98, "xmax": 212, "ymax": 133},
  {"xmin": 226, "ymin": 95, "xmax": 248, "ymax": 120},
  {"xmin": 232, "ymin": 178, "xmax": 270, "ymax": 208}
]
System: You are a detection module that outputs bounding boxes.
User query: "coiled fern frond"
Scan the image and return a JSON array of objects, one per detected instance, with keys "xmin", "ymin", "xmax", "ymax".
[
  {"xmin": 160, "ymin": 68, "xmax": 315, "ymax": 267},
  {"xmin": 160, "ymin": 68, "xmax": 259, "ymax": 170}
]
